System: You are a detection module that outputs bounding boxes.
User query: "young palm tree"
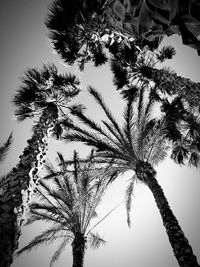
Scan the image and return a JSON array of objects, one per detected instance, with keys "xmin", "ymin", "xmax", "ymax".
[
  {"xmin": 62, "ymin": 86, "xmax": 200, "ymax": 267},
  {"xmin": 0, "ymin": 63, "xmax": 80, "ymax": 267},
  {"xmin": 15, "ymin": 150, "xmax": 119, "ymax": 267},
  {"xmin": 0, "ymin": 134, "xmax": 19, "ymax": 267}
]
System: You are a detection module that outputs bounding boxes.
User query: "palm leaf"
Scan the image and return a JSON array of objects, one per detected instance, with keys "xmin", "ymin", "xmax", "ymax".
[
  {"xmin": 88, "ymin": 232, "xmax": 106, "ymax": 249},
  {"xmin": 0, "ymin": 133, "xmax": 13, "ymax": 162},
  {"xmin": 50, "ymin": 237, "xmax": 70, "ymax": 267},
  {"xmin": 125, "ymin": 175, "xmax": 136, "ymax": 227},
  {"xmin": 16, "ymin": 226, "xmax": 64, "ymax": 257}
]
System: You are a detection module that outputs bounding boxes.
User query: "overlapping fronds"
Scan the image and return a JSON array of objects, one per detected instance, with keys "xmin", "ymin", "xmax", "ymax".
[
  {"xmin": 16, "ymin": 149, "xmax": 118, "ymax": 265},
  {"xmin": 88, "ymin": 232, "xmax": 106, "ymax": 249},
  {"xmin": 46, "ymin": 0, "xmax": 108, "ymax": 67},
  {"xmin": 16, "ymin": 225, "xmax": 70, "ymax": 256},
  {"xmin": 13, "ymin": 63, "xmax": 80, "ymax": 122},
  {"xmin": 63, "ymin": 86, "xmax": 168, "ymax": 169}
]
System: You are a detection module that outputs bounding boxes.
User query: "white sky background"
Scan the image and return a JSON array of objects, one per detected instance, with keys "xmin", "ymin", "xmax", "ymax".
[{"xmin": 0, "ymin": 1, "xmax": 200, "ymax": 267}]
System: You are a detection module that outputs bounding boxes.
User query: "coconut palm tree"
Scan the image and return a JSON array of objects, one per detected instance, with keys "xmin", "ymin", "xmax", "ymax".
[
  {"xmin": 0, "ymin": 134, "xmax": 18, "ymax": 267},
  {"xmin": 62, "ymin": 86, "xmax": 200, "ymax": 267},
  {"xmin": 15, "ymin": 150, "xmax": 119, "ymax": 267},
  {"xmin": 0, "ymin": 63, "xmax": 80, "ymax": 267}
]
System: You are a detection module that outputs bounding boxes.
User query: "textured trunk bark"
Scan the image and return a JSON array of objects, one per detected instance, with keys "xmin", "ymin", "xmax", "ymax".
[
  {"xmin": 151, "ymin": 68, "xmax": 200, "ymax": 108},
  {"xmin": 0, "ymin": 109, "xmax": 57, "ymax": 266},
  {"xmin": 0, "ymin": 206, "xmax": 19, "ymax": 267},
  {"xmin": 136, "ymin": 161, "xmax": 199, "ymax": 267},
  {"xmin": 72, "ymin": 234, "xmax": 86, "ymax": 267}
]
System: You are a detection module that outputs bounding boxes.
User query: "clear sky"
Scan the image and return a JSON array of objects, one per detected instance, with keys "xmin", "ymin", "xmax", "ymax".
[{"xmin": 0, "ymin": 1, "xmax": 200, "ymax": 267}]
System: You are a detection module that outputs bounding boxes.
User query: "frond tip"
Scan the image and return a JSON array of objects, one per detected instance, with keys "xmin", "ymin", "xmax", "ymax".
[
  {"xmin": 0, "ymin": 133, "xmax": 13, "ymax": 162},
  {"xmin": 88, "ymin": 232, "xmax": 106, "ymax": 249}
]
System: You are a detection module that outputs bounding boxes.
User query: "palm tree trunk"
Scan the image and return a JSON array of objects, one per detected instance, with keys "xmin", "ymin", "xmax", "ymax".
[
  {"xmin": 0, "ymin": 204, "xmax": 19, "ymax": 267},
  {"xmin": 0, "ymin": 109, "xmax": 57, "ymax": 266},
  {"xmin": 72, "ymin": 234, "xmax": 86, "ymax": 267},
  {"xmin": 151, "ymin": 68, "xmax": 200, "ymax": 108},
  {"xmin": 135, "ymin": 161, "xmax": 199, "ymax": 267}
]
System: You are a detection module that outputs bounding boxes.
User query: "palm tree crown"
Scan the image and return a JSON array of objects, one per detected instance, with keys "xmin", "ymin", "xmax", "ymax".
[
  {"xmin": 62, "ymin": 86, "xmax": 200, "ymax": 267},
  {"xmin": 63, "ymin": 86, "xmax": 168, "ymax": 218},
  {"xmin": 13, "ymin": 63, "xmax": 80, "ymax": 123},
  {"xmin": 64, "ymin": 86, "xmax": 168, "ymax": 169},
  {"xmin": 16, "ymin": 150, "xmax": 117, "ymax": 267}
]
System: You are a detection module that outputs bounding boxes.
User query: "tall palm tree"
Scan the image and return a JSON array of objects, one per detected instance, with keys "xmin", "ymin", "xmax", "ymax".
[
  {"xmin": 0, "ymin": 134, "xmax": 18, "ymax": 267},
  {"xmin": 62, "ymin": 86, "xmax": 200, "ymax": 267},
  {"xmin": 46, "ymin": 0, "xmax": 200, "ymax": 106},
  {"xmin": 0, "ymin": 63, "xmax": 80, "ymax": 267},
  {"xmin": 15, "ymin": 150, "xmax": 119, "ymax": 267}
]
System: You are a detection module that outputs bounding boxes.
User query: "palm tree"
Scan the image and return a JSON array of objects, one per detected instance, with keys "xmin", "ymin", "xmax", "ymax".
[
  {"xmin": 45, "ymin": 0, "xmax": 145, "ymax": 70},
  {"xmin": 110, "ymin": 44, "xmax": 200, "ymax": 165},
  {"xmin": 0, "ymin": 133, "xmax": 19, "ymax": 267},
  {"xmin": 110, "ymin": 43, "xmax": 200, "ymax": 109},
  {"xmin": 45, "ymin": 0, "xmax": 109, "ymax": 68},
  {"xmin": 15, "ymin": 150, "xmax": 119, "ymax": 267},
  {"xmin": 46, "ymin": 0, "xmax": 200, "ymax": 106},
  {"xmin": 0, "ymin": 63, "xmax": 80, "ymax": 267},
  {"xmin": 62, "ymin": 86, "xmax": 200, "ymax": 267}
]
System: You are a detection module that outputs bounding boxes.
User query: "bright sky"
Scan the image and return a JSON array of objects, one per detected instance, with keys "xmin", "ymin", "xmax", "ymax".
[{"xmin": 0, "ymin": 1, "xmax": 200, "ymax": 267}]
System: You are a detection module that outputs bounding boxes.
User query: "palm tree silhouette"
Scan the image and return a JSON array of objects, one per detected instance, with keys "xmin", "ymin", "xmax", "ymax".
[
  {"xmin": 45, "ymin": 0, "xmax": 148, "ymax": 70},
  {"xmin": 46, "ymin": 0, "xmax": 110, "ymax": 68},
  {"xmin": 16, "ymin": 150, "xmax": 119, "ymax": 267},
  {"xmin": 62, "ymin": 86, "xmax": 199, "ymax": 267},
  {"xmin": 110, "ymin": 45, "xmax": 200, "ymax": 167},
  {"xmin": 0, "ymin": 63, "xmax": 80, "ymax": 266}
]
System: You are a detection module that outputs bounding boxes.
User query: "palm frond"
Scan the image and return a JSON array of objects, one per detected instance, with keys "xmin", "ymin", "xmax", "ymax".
[
  {"xmin": 171, "ymin": 142, "xmax": 189, "ymax": 165},
  {"xmin": 88, "ymin": 232, "xmax": 106, "ymax": 249},
  {"xmin": 69, "ymin": 104, "xmax": 118, "ymax": 143},
  {"xmin": 125, "ymin": 175, "xmax": 136, "ymax": 227},
  {"xmin": 88, "ymin": 86, "xmax": 127, "ymax": 144},
  {"xmin": 15, "ymin": 227, "xmax": 63, "ymax": 257},
  {"xmin": 110, "ymin": 59, "xmax": 129, "ymax": 89},
  {"xmin": 188, "ymin": 151, "xmax": 200, "ymax": 168},
  {"xmin": 0, "ymin": 133, "xmax": 13, "ymax": 162},
  {"xmin": 50, "ymin": 237, "xmax": 71, "ymax": 267},
  {"xmin": 156, "ymin": 45, "xmax": 176, "ymax": 62},
  {"xmin": 13, "ymin": 63, "xmax": 80, "ymax": 122}
]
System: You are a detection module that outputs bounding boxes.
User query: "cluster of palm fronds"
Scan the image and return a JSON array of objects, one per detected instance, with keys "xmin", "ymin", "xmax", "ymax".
[{"xmin": 15, "ymin": 150, "xmax": 118, "ymax": 265}]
